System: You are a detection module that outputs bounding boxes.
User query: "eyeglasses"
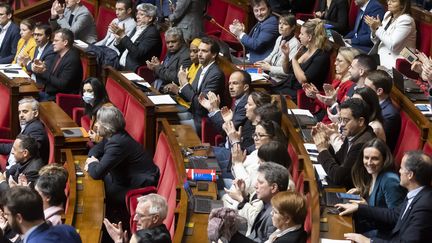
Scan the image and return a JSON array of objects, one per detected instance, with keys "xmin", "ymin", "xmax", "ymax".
[
  {"xmin": 252, "ymin": 133, "xmax": 269, "ymax": 139},
  {"xmin": 134, "ymin": 212, "xmax": 157, "ymax": 219},
  {"xmin": 338, "ymin": 117, "xmax": 352, "ymax": 125}
]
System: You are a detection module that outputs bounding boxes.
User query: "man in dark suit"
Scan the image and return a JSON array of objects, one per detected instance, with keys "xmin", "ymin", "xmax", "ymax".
[
  {"xmin": 177, "ymin": 36, "xmax": 225, "ymax": 134},
  {"xmin": 199, "ymin": 70, "xmax": 254, "ymax": 178},
  {"xmin": 24, "ymin": 23, "xmax": 56, "ymax": 85},
  {"xmin": 2, "ymin": 187, "xmax": 82, "ymax": 243},
  {"xmin": 0, "ymin": 135, "xmax": 44, "ymax": 193},
  {"xmin": 34, "ymin": 28, "xmax": 83, "ymax": 101},
  {"xmin": 338, "ymin": 151, "xmax": 432, "ymax": 243},
  {"xmin": 146, "ymin": 27, "xmax": 191, "ymax": 90},
  {"xmin": 229, "ymin": 0, "xmax": 278, "ymax": 63},
  {"xmin": 344, "ymin": 0, "xmax": 385, "ymax": 53},
  {"xmin": 0, "ymin": 3, "xmax": 19, "ymax": 64},
  {"xmin": 364, "ymin": 70, "xmax": 401, "ymax": 151},
  {"xmin": 0, "ymin": 97, "xmax": 49, "ymax": 165},
  {"xmin": 313, "ymin": 98, "xmax": 376, "ymax": 189},
  {"xmin": 114, "ymin": 3, "xmax": 162, "ymax": 72}
]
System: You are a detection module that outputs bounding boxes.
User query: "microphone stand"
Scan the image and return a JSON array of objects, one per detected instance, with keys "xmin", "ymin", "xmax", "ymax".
[{"xmin": 205, "ymin": 16, "xmax": 246, "ymax": 69}]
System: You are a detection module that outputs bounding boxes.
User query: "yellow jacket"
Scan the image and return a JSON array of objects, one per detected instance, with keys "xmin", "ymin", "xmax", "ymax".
[{"xmin": 13, "ymin": 37, "xmax": 37, "ymax": 72}]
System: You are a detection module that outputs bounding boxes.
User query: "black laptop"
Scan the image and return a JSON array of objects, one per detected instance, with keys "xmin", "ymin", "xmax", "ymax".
[
  {"xmin": 392, "ymin": 68, "xmax": 428, "ymax": 101},
  {"xmin": 186, "ymin": 156, "xmax": 221, "ymax": 173},
  {"xmin": 183, "ymin": 180, "xmax": 223, "ymax": 214}
]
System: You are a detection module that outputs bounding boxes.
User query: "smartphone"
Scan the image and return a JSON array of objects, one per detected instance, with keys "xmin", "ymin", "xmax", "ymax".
[
  {"xmin": 400, "ymin": 47, "xmax": 418, "ymax": 64},
  {"xmin": 4, "ymin": 69, "xmax": 19, "ymax": 74},
  {"xmin": 416, "ymin": 104, "xmax": 430, "ymax": 112},
  {"xmin": 337, "ymin": 193, "xmax": 361, "ymax": 200}
]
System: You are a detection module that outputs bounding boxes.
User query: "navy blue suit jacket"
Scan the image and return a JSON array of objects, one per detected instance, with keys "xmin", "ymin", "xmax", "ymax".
[
  {"xmin": 368, "ymin": 171, "xmax": 406, "ymax": 208},
  {"xmin": 27, "ymin": 222, "xmax": 81, "ymax": 243},
  {"xmin": 240, "ymin": 15, "xmax": 278, "ymax": 63},
  {"xmin": 345, "ymin": 0, "xmax": 385, "ymax": 52},
  {"xmin": 0, "ymin": 22, "xmax": 20, "ymax": 64},
  {"xmin": 26, "ymin": 43, "xmax": 56, "ymax": 85},
  {"xmin": 380, "ymin": 97, "xmax": 401, "ymax": 152},
  {"xmin": 358, "ymin": 186, "xmax": 432, "ymax": 242}
]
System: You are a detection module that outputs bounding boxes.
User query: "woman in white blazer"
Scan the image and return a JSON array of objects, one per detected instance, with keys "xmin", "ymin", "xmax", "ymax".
[{"xmin": 365, "ymin": 0, "xmax": 416, "ymax": 69}]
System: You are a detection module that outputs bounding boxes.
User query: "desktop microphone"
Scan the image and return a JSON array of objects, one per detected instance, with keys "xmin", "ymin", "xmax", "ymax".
[{"xmin": 204, "ymin": 14, "xmax": 247, "ymax": 69}]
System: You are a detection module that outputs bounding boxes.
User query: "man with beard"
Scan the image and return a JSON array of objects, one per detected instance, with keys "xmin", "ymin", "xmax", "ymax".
[
  {"xmin": 1, "ymin": 186, "xmax": 81, "ymax": 243},
  {"xmin": 0, "ymin": 97, "xmax": 49, "ymax": 166}
]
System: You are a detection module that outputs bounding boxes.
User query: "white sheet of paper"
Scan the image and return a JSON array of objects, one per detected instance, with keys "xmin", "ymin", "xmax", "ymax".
[
  {"xmin": 297, "ymin": 19, "xmax": 305, "ymax": 26},
  {"xmin": 136, "ymin": 81, "xmax": 151, "ymax": 88},
  {"xmin": 74, "ymin": 40, "xmax": 88, "ymax": 49},
  {"xmin": 320, "ymin": 239, "xmax": 351, "ymax": 243},
  {"xmin": 148, "ymin": 95, "xmax": 177, "ymax": 105},
  {"xmin": 0, "ymin": 69, "xmax": 30, "ymax": 78},
  {"xmin": 121, "ymin": 72, "xmax": 144, "ymax": 81},
  {"xmin": 289, "ymin": 109, "xmax": 314, "ymax": 117},
  {"xmin": 0, "ymin": 64, "xmax": 22, "ymax": 69},
  {"xmin": 250, "ymin": 73, "xmax": 269, "ymax": 82}
]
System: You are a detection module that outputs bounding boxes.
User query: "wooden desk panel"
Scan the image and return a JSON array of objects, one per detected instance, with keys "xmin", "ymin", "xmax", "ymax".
[
  {"xmin": 171, "ymin": 125, "xmax": 202, "ymax": 147},
  {"xmin": 73, "ymin": 154, "xmax": 105, "ymax": 243},
  {"xmin": 13, "ymin": 78, "xmax": 39, "ymax": 98},
  {"xmin": 321, "ymin": 188, "xmax": 354, "ymax": 239}
]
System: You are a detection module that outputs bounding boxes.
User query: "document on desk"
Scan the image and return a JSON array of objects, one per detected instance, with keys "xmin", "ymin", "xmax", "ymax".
[
  {"xmin": 121, "ymin": 72, "xmax": 144, "ymax": 81},
  {"xmin": 0, "ymin": 69, "xmax": 30, "ymax": 78},
  {"xmin": 313, "ymin": 164, "xmax": 328, "ymax": 185},
  {"xmin": 148, "ymin": 94, "xmax": 177, "ymax": 105},
  {"xmin": 74, "ymin": 40, "xmax": 88, "ymax": 49},
  {"xmin": 0, "ymin": 64, "xmax": 22, "ymax": 69},
  {"xmin": 320, "ymin": 239, "xmax": 350, "ymax": 243},
  {"xmin": 250, "ymin": 73, "xmax": 269, "ymax": 82}
]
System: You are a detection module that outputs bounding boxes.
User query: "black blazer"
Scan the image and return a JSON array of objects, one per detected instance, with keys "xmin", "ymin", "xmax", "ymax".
[
  {"xmin": 318, "ymin": 0, "xmax": 349, "ymax": 34},
  {"xmin": 0, "ymin": 119, "xmax": 49, "ymax": 164},
  {"xmin": 40, "ymin": 48, "xmax": 83, "ymax": 95},
  {"xmin": 155, "ymin": 45, "xmax": 191, "ymax": 85},
  {"xmin": 358, "ymin": 186, "xmax": 432, "ymax": 242},
  {"xmin": 0, "ymin": 22, "xmax": 20, "ymax": 64},
  {"xmin": 273, "ymin": 228, "xmax": 307, "ymax": 243},
  {"xmin": 26, "ymin": 43, "xmax": 56, "ymax": 85},
  {"xmin": 116, "ymin": 24, "xmax": 162, "ymax": 72},
  {"xmin": 87, "ymin": 130, "xmax": 159, "ymax": 188},
  {"xmin": 180, "ymin": 62, "xmax": 225, "ymax": 117},
  {"xmin": 380, "ymin": 97, "xmax": 401, "ymax": 152},
  {"xmin": 0, "ymin": 156, "xmax": 44, "ymax": 194}
]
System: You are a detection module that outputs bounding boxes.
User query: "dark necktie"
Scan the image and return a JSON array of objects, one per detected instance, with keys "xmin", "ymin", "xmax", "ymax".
[
  {"xmin": 354, "ymin": 9, "xmax": 364, "ymax": 34},
  {"xmin": 68, "ymin": 14, "xmax": 74, "ymax": 26},
  {"xmin": 52, "ymin": 56, "xmax": 62, "ymax": 73}
]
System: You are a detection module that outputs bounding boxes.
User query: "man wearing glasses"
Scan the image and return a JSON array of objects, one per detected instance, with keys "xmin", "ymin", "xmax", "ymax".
[
  {"xmin": 312, "ymin": 98, "xmax": 376, "ymax": 189},
  {"xmin": 104, "ymin": 193, "xmax": 171, "ymax": 243}
]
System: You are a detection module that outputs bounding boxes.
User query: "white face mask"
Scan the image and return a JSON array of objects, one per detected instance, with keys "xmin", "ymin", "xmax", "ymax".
[{"xmin": 82, "ymin": 92, "xmax": 95, "ymax": 104}]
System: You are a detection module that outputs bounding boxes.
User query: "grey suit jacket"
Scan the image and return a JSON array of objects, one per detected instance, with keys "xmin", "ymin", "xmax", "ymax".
[
  {"xmin": 50, "ymin": 4, "xmax": 97, "ymax": 43},
  {"xmin": 169, "ymin": 0, "xmax": 208, "ymax": 41},
  {"xmin": 248, "ymin": 203, "xmax": 276, "ymax": 242},
  {"xmin": 154, "ymin": 45, "xmax": 191, "ymax": 85}
]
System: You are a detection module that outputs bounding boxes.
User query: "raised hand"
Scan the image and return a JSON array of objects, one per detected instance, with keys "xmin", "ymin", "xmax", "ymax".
[
  {"xmin": 221, "ymin": 106, "xmax": 233, "ymax": 122},
  {"xmin": 231, "ymin": 143, "xmax": 246, "ymax": 164},
  {"xmin": 103, "ymin": 218, "xmax": 128, "ymax": 243},
  {"xmin": 177, "ymin": 65, "xmax": 189, "ymax": 87},
  {"xmin": 223, "ymin": 121, "xmax": 242, "ymax": 144}
]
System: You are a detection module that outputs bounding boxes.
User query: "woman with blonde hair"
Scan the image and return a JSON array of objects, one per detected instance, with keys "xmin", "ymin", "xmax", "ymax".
[
  {"xmin": 13, "ymin": 18, "xmax": 36, "ymax": 71},
  {"xmin": 277, "ymin": 19, "xmax": 331, "ymax": 101}
]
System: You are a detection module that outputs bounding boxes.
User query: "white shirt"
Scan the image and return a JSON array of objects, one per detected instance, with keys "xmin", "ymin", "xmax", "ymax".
[
  {"xmin": 119, "ymin": 25, "xmax": 146, "ymax": 67},
  {"xmin": 30, "ymin": 42, "xmax": 48, "ymax": 81},
  {"xmin": 96, "ymin": 17, "xmax": 136, "ymax": 54},
  {"xmin": 197, "ymin": 61, "xmax": 215, "ymax": 91}
]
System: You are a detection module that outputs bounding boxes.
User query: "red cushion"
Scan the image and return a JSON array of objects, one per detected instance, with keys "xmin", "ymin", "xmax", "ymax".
[
  {"xmin": 56, "ymin": 93, "xmax": 82, "ymax": 118},
  {"xmin": 201, "ymin": 117, "xmax": 220, "ymax": 146},
  {"xmin": 304, "ymin": 193, "xmax": 312, "ymax": 234},
  {"xmin": 81, "ymin": 0, "xmax": 96, "ymax": 17},
  {"xmin": 137, "ymin": 65, "xmax": 156, "ymax": 84},
  {"xmin": 417, "ymin": 21, "xmax": 432, "ymax": 56},
  {"xmin": 288, "ymin": 143, "xmax": 300, "ymax": 183},
  {"xmin": 204, "ymin": 1, "xmax": 228, "ymax": 36},
  {"xmin": 96, "ymin": 5, "xmax": 116, "ymax": 41},
  {"xmin": 153, "ymin": 132, "xmax": 170, "ymax": 184},
  {"xmin": 81, "ymin": 57, "xmax": 88, "ymax": 81},
  {"xmin": 393, "ymin": 111, "xmax": 421, "ymax": 170},
  {"xmin": 106, "ymin": 77, "xmax": 128, "ymax": 112},
  {"xmin": 295, "ymin": 171, "xmax": 305, "ymax": 194},
  {"xmin": 44, "ymin": 124, "xmax": 55, "ymax": 164},
  {"xmin": 219, "ymin": 4, "xmax": 247, "ymax": 46},
  {"xmin": 125, "ymin": 186, "xmax": 157, "ymax": 233},
  {"xmin": 395, "ymin": 58, "xmax": 419, "ymax": 80},
  {"xmin": 124, "ymin": 96, "xmax": 146, "ymax": 145},
  {"xmin": 0, "ymin": 83, "xmax": 10, "ymax": 129}
]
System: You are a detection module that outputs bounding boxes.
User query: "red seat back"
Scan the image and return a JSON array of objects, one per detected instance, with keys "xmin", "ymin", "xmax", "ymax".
[
  {"xmin": 56, "ymin": 93, "xmax": 82, "ymax": 118},
  {"xmin": 153, "ymin": 132, "xmax": 170, "ymax": 184},
  {"xmin": 417, "ymin": 21, "xmax": 432, "ymax": 56},
  {"xmin": 125, "ymin": 186, "xmax": 157, "ymax": 233},
  {"xmin": 204, "ymin": 1, "xmax": 228, "ymax": 35},
  {"xmin": 395, "ymin": 58, "xmax": 419, "ymax": 80},
  {"xmin": 124, "ymin": 96, "xmax": 146, "ymax": 145},
  {"xmin": 81, "ymin": 0, "xmax": 96, "ymax": 17},
  {"xmin": 304, "ymin": 193, "xmax": 312, "ymax": 235},
  {"xmin": 348, "ymin": 0, "xmax": 359, "ymax": 30},
  {"xmin": 96, "ymin": 5, "xmax": 116, "ymax": 41},
  {"xmin": 295, "ymin": 171, "xmax": 305, "ymax": 194},
  {"xmin": 423, "ymin": 140, "xmax": 432, "ymax": 156},
  {"xmin": 219, "ymin": 4, "xmax": 247, "ymax": 44},
  {"xmin": 44, "ymin": 124, "xmax": 56, "ymax": 164},
  {"xmin": 0, "ymin": 84, "xmax": 10, "ymax": 130},
  {"xmin": 0, "ymin": 139, "xmax": 12, "ymax": 171},
  {"xmin": 201, "ymin": 117, "xmax": 220, "ymax": 146},
  {"xmin": 106, "ymin": 77, "xmax": 128, "ymax": 112},
  {"xmin": 393, "ymin": 111, "xmax": 422, "ymax": 170}
]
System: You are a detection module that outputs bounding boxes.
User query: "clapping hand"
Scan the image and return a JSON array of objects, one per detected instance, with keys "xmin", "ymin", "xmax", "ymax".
[
  {"xmin": 51, "ymin": 0, "xmax": 65, "ymax": 18},
  {"xmin": 231, "ymin": 143, "xmax": 246, "ymax": 164},
  {"xmin": 316, "ymin": 83, "xmax": 338, "ymax": 106},
  {"xmin": 364, "ymin": 15, "xmax": 381, "ymax": 34},
  {"xmin": 221, "ymin": 106, "xmax": 233, "ymax": 122},
  {"xmin": 280, "ymin": 40, "xmax": 290, "ymax": 57},
  {"xmin": 225, "ymin": 178, "xmax": 246, "ymax": 202},
  {"xmin": 223, "ymin": 121, "xmax": 242, "ymax": 144},
  {"xmin": 311, "ymin": 123, "xmax": 330, "ymax": 152},
  {"xmin": 177, "ymin": 65, "xmax": 189, "ymax": 87},
  {"xmin": 145, "ymin": 56, "xmax": 161, "ymax": 70},
  {"xmin": 302, "ymin": 83, "xmax": 319, "ymax": 98},
  {"xmin": 32, "ymin": 59, "xmax": 47, "ymax": 73},
  {"xmin": 112, "ymin": 23, "xmax": 126, "ymax": 41},
  {"xmin": 198, "ymin": 91, "xmax": 220, "ymax": 113},
  {"xmin": 254, "ymin": 61, "xmax": 271, "ymax": 71},
  {"xmin": 103, "ymin": 218, "xmax": 128, "ymax": 243}
]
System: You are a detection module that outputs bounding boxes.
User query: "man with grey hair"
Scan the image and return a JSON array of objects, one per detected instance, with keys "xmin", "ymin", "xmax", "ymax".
[
  {"xmin": 146, "ymin": 27, "xmax": 191, "ymax": 90},
  {"xmin": 0, "ymin": 97, "xmax": 49, "ymax": 165},
  {"xmin": 103, "ymin": 193, "xmax": 171, "ymax": 243},
  {"xmin": 228, "ymin": 162, "xmax": 289, "ymax": 242},
  {"xmin": 112, "ymin": 3, "xmax": 162, "ymax": 72}
]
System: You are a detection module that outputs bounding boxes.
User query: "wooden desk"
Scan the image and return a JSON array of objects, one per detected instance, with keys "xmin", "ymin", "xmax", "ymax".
[
  {"xmin": 171, "ymin": 124, "xmax": 202, "ymax": 147},
  {"xmin": 321, "ymin": 188, "xmax": 354, "ymax": 239},
  {"xmin": 12, "ymin": 78, "xmax": 40, "ymax": 98},
  {"xmin": 71, "ymin": 153, "xmax": 105, "ymax": 243}
]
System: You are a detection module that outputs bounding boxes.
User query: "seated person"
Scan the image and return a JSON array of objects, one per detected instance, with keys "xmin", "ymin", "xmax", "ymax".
[
  {"xmin": 313, "ymin": 98, "xmax": 375, "ymax": 188},
  {"xmin": 344, "ymin": 0, "xmax": 385, "ymax": 53},
  {"xmin": 314, "ymin": 0, "xmax": 349, "ymax": 34},
  {"xmin": 168, "ymin": 0, "xmax": 207, "ymax": 42},
  {"xmin": 0, "ymin": 135, "xmax": 44, "ymax": 193},
  {"xmin": 13, "ymin": 19, "xmax": 36, "ymax": 72},
  {"xmin": 338, "ymin": 151, "xmax": 432, "ymax": 243},
  {"xmin": 364, "ymin": 70, "xmax": 401, "ymax": 151},
  {"xmin": 255, "ymin": 14, "xmax": 300, "ymax": 84},
  {"xmin": 279, "ymin": 19, "xmax": 330, "ymax": 101},
  {"xmin": 208, "ymin": 207, "xmax": 251, "ymax": 243},
  {"xmin": 267, "ymin": 191, "xmax": 307, "ymax": 243},
  {"xmin": 232, "ymin": 162, "xmax": 289, "ymax": 242},
  {"xmin": 0, "ymin": 97, "xmax": 49, "ymax": 165},
  {"xmin": 349, "ymin": 138, "xmax": 406, "ymax": 236},
  {"xmin": 0, "ymin": 3, "xmax": 20, "ymax": 64},
  {"xmin": 353, "ymin": 87, "xmax": 386, "ymax": 141},
  {"xmin": 95, "ymin": 0, "xmax": 136, "ymax": 54},
  {"xmin": 35, "ymin": 164, "xmax": 69, "ymax": 226},
  {"xmin": 170, "ymin": 37, "xmax": 225, "ymax": 134},
  {"xmin": 365, "ymin": 0, "xmax": 416, "ymax": 69},
  {"xmin": 147, "ymin": 27, "xmax": 191, "ymax": 90},
  {"xmin": 25, "ymin": 23, "xmax": 56, "ymax": 85},
  {"xmin": 34, "ymin": 28, "xmax": 83, "ymax": 101},
  {"xmin": 49, "ymin": 0, "xmax": 97, "ymax": 43},
  {"xmin": 104, "ymin": 193, "xmax": 171, "ymax": 243},
  {"xmin": 84, "ymin": 105, "xmax": 159, "ymax": 224},
  {"xmin": 80, "ymin": 77, "xmax": 110, "ymax": 142},
  {"xmin": 113, "ymin": 3, "xmax": 162, "ymax": 72},
  {"xmin": 229, "ymin": 0, "xmax": 278, "ymax": 63}
]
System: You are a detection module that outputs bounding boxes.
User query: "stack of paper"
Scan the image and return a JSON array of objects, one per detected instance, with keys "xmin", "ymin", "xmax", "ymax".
[
  {"xmin": 74, "ymin": 40, "xmax": 88, "ymax": 49},
  {"xmin": 0, "ymin": 69, "xmax": 30, "ymax": 78},
  {"xmin": 320, "ymin": 239, "xmax": 350, "ymax": 243},
  {"xmin": 121, "ymin": 72, "xmax": 144, "ymax": 81},
  {"xmin": 148, "ymin": 94, "xmax": 177, "ymax": 105}
]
